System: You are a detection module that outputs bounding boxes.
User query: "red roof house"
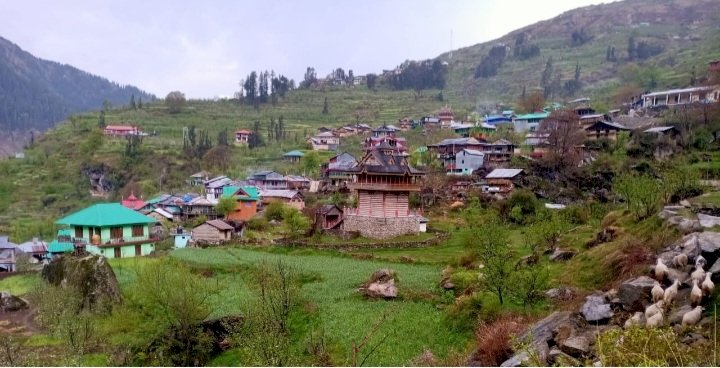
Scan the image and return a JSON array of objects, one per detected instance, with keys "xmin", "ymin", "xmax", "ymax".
[
  {"xmin": 104, "ymin": 125, "xmax": 141, "ymax": 136},
  {"xmin": 121, "ymin": 193, "xmax": 147, "ymax": 211}
]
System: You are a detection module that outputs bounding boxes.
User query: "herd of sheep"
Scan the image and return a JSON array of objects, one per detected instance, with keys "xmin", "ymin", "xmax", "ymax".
[{"xmin": 625, "ymin": 254, "xmax": 714, "ymax": 329}]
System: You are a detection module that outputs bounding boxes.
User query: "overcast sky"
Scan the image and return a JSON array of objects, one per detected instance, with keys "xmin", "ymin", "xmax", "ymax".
[{"xmin": 1, "ymin": 0, "xmax": 612, "ymax": 98}]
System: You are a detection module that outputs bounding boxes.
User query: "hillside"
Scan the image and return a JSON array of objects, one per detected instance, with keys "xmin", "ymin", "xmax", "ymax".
[
  {"xmin": 0, "ymin": 36, "xmax": 154, "ymax": 140},
  {"xmin": 436, "ymin": 0, "xmax": 720, "ymax": 105}
]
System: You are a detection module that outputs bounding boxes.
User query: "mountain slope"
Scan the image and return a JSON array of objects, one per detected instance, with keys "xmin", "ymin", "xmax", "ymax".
[
  {"xmin": 437, "ymin": 0, "xmax": 720, "ymax": 104},
  {"xmin": 0, "ymin": 36, "xmax": 154, "ymax": 133}
]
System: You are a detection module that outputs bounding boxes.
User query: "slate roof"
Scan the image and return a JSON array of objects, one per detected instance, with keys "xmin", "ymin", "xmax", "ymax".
[
  {"xmin": 315, "ymin": 131, "xmax": 337, "ymax": 138},
  {"xmin": 585, "ymin": 121, "xmax": 630, "ymax": 131},
  {"xmin": 204, "ymin": 220, "xmax": 234, "ymax": 231},
  {"xmin": 328, "ymin": 152, "xmax": 358, "ymax": 171},
  {"xmin": 318, "ymin": 204, "xmax": 342, "ymax": 215},
  {"xmin": 347, "ymin": 149, "xmax": 423, "ymax": 175},
  {"xmin": 644, "ymin": 126, "xmax": 677, "ymax": 133},
  {"xmin": 485, "ymin": 169, "xmax": 524, "ymax": 179},
  {"xmin": 259, "ymin": 189, "xmax": 302, "ymax": 199},
  {"xmin": 16, "ymin": 238, "xmax": 48, "ymax": 254},
  {"xmin": 56, "ymin": 203, "xmax": 155, "ymax": 227},
  {"xmin": 429, "ymin": 137, "xmax": 483, "ymax": 147},
  {"xmin": 462, "ymin": 149, "xmax": 485, "ymax": 156},
  {"xmin": 0, "ymin": 236, "xmax": 17, "ymax": 249}
]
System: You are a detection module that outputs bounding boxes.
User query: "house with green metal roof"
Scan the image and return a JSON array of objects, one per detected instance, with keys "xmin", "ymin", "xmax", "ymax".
[
  {"xmin": 55, "ymin": 203, "xmax": 157, "ymax": 259},
  {"xmin": 221, "ymin": 186, "xmax": 260, "ymax": 221},
  {"xmin": 48, "ymin": 229, "xmax": 75, "ymax": 256},
  {"xmin": 283, "ymin": 150, "xmax": 304, "ymax": 163}
]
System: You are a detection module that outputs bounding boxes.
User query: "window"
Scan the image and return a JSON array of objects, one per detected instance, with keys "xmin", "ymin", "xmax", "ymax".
[
  {"xmin": 132, "ymin": 225, "xmax": 144, "ymax": 237},
  {"xmin": 75, "ymin": 226, "xmax": 83, "ymax": 238},
  {"xmin": 110, "ymin": 227, "xmax": 123, "ymax": 240}
]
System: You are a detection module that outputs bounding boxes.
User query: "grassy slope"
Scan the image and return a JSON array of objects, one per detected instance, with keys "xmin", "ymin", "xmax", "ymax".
[{"xmin": 437, "ymin": 0, "xmax": 720, "ymax": 105}]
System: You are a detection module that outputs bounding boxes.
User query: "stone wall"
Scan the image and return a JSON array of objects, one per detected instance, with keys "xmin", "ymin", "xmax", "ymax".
[
  {"xmin": 276, "ymin": 230, "xmax": 449, "ymax": 250},
  {"xmin": 342, "ymin": 215, "xmax": 419, "ymax": 239}
]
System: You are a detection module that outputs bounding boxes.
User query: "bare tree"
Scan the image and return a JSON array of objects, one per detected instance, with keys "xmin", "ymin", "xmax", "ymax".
[{"xmin": 537, "ymin": 109, "xmax": 585, "ymax": 174}]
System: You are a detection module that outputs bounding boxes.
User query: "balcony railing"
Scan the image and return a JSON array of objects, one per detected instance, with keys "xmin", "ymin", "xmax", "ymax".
[
  {"xmin": 347, "ymin": 182, "xmax": 420, "ymax": 191},
  {"xmin": 74, "ymin": 236, "xmax": 159, "ymax": 247},
  {"xmin": 344, "ymin": 207, "xmax": 423, "ymax": 218}
]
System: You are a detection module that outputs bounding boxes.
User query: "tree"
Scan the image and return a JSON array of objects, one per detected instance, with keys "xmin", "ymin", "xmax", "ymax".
[
  {"xmin": 627, "ymin": 36, "xmax": 636, "ymax": 61},
  {"xmin": 517, "ymin": 90, "xmax": 545, "ymax": 113},
  {"xmin": 217, "ymin": 128, "xmax": 229, "ymax": 146},
  {"xmin": 302, "ymin": 151, "xmax": 321, "ymax": 177},
  {"xmin": 97, "ymin": 110, "xmax": 106, "ymax": 128},
  {"xmin": 137, "ymin": 97, "xmax": 143, "ymax": 109},
  {"xmin": 322, "ymin": 97, "xmax": 329, "ymax": 114},
  {"xmin": 563, "ymin": 62, "xmax": 582, "ymax": 96},
  {"xmin": 529, "ymin": 214, "xmax": 569, "ymax": 252},
  {"xmin": 249, "ymin": 121, "xmax": 264, "ymax": 149},
  {"xmin": 301, "ymin": 67, "xmax": 317, "ymax": 89},
  {"xmin": 366, "ymin": 74, "xmax": 377, "ymax": 90},
  {"xmin": 541, "ymin": 57, "xmax": 554, "ymax": 98},
  {"xmin": 537, "ymin": 109, "xmax": 586, "ymax": 174},
  {"xmin": 284, "ymin": 208, "xmax": 310, "ymax": 237},
  {"xmin": 509, "ymin": 264, "xmax": 549, "ymax": 306},
  {"xmin": 165, "ymin": 91, "xmax": 186, "ymax": 113},
  {"xmin": 124, "ymin": 134, "xmax": 143, "ymax": 158},
  {"xmin": 613, "ymin": 173, "xmax": 663, "ymax": 220},
  {"xmin": 129, "ymin": 94, "xmax": 136, "ymax": 109},
  {"xmin": 476, "ymin": 221, "xmax": 513, "ymax": 304},
  {"xmin": 215, "ymin": 196, "xmax": 236, "ymax": 219}
]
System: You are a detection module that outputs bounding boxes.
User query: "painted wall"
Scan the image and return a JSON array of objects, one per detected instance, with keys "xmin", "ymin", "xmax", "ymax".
[
  {"xmin": 86, "ymin": 243, "xmax": 155, "ymax": 258},
  {"xmin": 74, "ymin": 224, "xmax": 149, "ymax": 244},
  {"xmin": 227, "ymin": 200, "xmax": 258, "ymax": 221},
  {"xmin": 174, "ymin": 234, "xmax": 191, "ymax": 248}
]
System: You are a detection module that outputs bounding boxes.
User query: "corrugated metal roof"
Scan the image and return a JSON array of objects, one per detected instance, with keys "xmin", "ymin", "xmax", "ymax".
[
  {"xmin": 259, "ymin": 189, "xmax": 302, "ymax": 199},
  {"xmin": 462, "ymin": 149, "xmax": 485, "ymax": 156},
  {"xmin": 204, "ymin": 220, "xmax": 234, "ymax": 231},
  {"xmin": 644, "ymin": 126, "xmax": 676, "ymax": 133},
  {"xmin": 56, "ymin": 203, "xmax": 155, "ymax": 227},
  {"xmin": 0, "ymin": 236, "xmax": 17, "ymax": 249},
  {"xmin": 485, "ymin": 169, "xmax": 524, "ymax": 179},
  {"xmin": 641, "ymin": 86, "xmax": 715, "ymax": 98}
]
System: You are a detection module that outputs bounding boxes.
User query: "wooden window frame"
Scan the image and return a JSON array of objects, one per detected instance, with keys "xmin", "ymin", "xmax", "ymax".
[
  {"xmin": 132, "ymin": 225, "xmax": 144, "ymax": 237},
  {"xmin": 110, "ymin": 227, "xmax": 123, "ymax": 240}
]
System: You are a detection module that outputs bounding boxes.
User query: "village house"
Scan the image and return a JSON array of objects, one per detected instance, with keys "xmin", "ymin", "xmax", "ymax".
[
  {"xmin": 333, "ymin": 126, "xmax": 358, "ymax": 137},
  {"xmin": 321, "ymin": 152, "xmax": 358, "ymax": 187},
  {"xmin": 484, "ymin": 169, "xmax": 524, "ymax": 194},
  {"xmin": 643, "ymin": 126, "xmax": 680, "ymax": 138},
  {"xmin": 450, "ymin": 122, "xmax": 475, "ymax": 137},
  {"xmin": 363, "ymin": 135, "xmax": 408, "ymax": 153},
  {"xmin": 421, "ymin": 116, "xmax": 441, "ymax": 127},
  {"xmin": 640, "ymin": 85, "xmax": 720, "ymax": 108},
  {"xmin": 55, "ymin": 203, "xmax": 158, "ymax": 259},
  {"xmin": 438, "ymin": 106, "xmax": 454, "ymax": 128},
  {"xmin": 146, "ymin": 194, "xmax": 185, "ymax": 219},
  {"xmin": 371, "ymin": 124, "xmax": 398, "ymax": 138},
  {"xmin": 513, "ymin": 112, "xmax": 549, "ymax": 132},
  {"xmin": 448, "ymin": 149, "xmax": 485, "ymax": 176},
  {"xmin": 286, "ymin": 175, "xmax": 312, "ymax": 191},
  {"xmin": 181, "ymin": 197, "xmax": 218, "ymax": 220},
  {"xmin": 48, "ymin": 229, "xmax": 75, "ymax": 257},
  {"xmin": 397, "ymin": 117, "xmax": 412, "ymax": 130},
  {"xmin": 343, "ymin": 148, "xmax": 425, "ymax": 239},
  {"xmin": 103, "ymin": 124, "xmax": 143, "ymax": 137},
  {"xmin": 221, "ymin": 185, "xmax": 260, "ymax": 221},
  {"xmin": 234, "ymin": 129, "xmax": 253, "ymax": 145},
  {"xmin": 16, "ymin": 237, "xmax": 48, "ymax": 263},
  {"xmin": 584, "ymin": 121, "xmax": 630, "ymax": 141},
  {"xmin": 283, "ymin": 150, "xmax": 304, "ymax": 163},
  {"xmin": 249, "ymin": 171, "xmax": 287, "ymax": 190},
  {"xmin": 259, "ymin": 189, "xmax": 305, "ymax": 210},
  {"xmin": 190, "ymin": 171, "xmax": 212, "ymax": 186},
  {"xmin": 428, "ymin": 137, "xmax": 514, "ymax": 173},
  {"xmin": 192, "ymin": 220, "xmax": 234, "ymax": 244},
  {"xmin": 121, "ymin": 193, "xmax": 148, "ymax": 211},
  {"xmin": 204, "ymin": 176, "xmax": 235, "ymax": 203},
  {"xmin": 308, "ymin": 131, "xmax": 340, "ymax": 151},
  {"xmin": 0, "ymin": 236, "xmax": 17, "ymax": 272},
  {"xmin": 146, "ymin": 207, "xmax": 174, "ymax": 223},
  {"xmin": 520, "ymin": 133, "xmax": 551, "ymax": 159},
  {"xmin": 315, "ymin": 204, "xmax": 344, "ymax": 231},
  {"xmin": 171, "ymin": 226, "xmax": 192, "ymax": 248}
]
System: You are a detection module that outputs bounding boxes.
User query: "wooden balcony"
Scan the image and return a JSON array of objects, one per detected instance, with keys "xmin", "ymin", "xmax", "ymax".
[
  {"xmin": 75, "ymin": 236, "xmax": 160, "ymax": 248},
  {"xmin": 347, "ymin": 182, "xmax": 420, "ymax": 192}
]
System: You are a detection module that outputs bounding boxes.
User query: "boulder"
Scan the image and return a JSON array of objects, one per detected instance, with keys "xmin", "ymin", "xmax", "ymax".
[
  {"xmin": 549, "ymin": 248, "xmax": 576, "ymax": 262},
  {"xmin": 559, "ymin": 335, "xmax": 591, "ymax": 358},
  {"xmin": 41, "ymin": 254, "xmax": 122, "ymax": 311},
  {"xmin": 708, "ymin": 259, "xmax": 720, "ymax": 278},
  {"xmin": 500, "ymin": 351, "xmax": 530, "ymax": 367},
  {"xmin": 0, "ymin": 291, "xmax": 28, "ymax": 312},
  {"xmin": 511, "ymin": 311, "xmax": 586, "ymax": 365},
  {"xmin": 359, "ymin": 269, "xmax": 398, "ymax": 299},
  {"xmin": 669, "ymin": 305, "xmax": 693, "ymax": 325},
  {"xmin": 581, "ymin": 294, "xmax": 613, "ymax": 323},
  {"xmin": 545, "ymin": 287, "xmax": 576, "ymax": 301},
  {"xmin": 548, "ymin": 347, "xmax": 580, "ymax": 366},
  {"xmin": 698, "ymin": 214, "xmax": 720, "ymax": 228},
  {"xmin": 696, "ymin": 232, "xmax": 720, "ymax": 264},
  {"xmin": 680, "ymin": 200, "xmax": 692, "ymax": 208},
  {"xmin": 617, "ymin": 276, "xmax": 655, "ymax": 311},
  {"xmin": 658, "ymin": 209, "xmax": 678, "ymax": 220},
  {"xmin": 666, "ymin": 216, "xmax": 702, "ymax": 234}
]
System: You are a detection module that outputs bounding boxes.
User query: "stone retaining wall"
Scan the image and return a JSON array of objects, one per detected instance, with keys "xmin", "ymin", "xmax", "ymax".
[
  {"xmin": 277, "ymin": 231, "xmax": 449, "ymax": 251},
  {"xmin": 342, "ymin": 215, "xmax": 420, "ymax": 239}
]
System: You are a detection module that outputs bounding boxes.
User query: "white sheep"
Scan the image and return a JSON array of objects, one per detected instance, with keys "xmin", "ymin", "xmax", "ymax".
[
  {"xmin": 651, "ymin": 281, "xmax": 664, "ymax": 302},
  {"xmin": 690, "ymin": 279, "xmax": 703, "ymax": 306},
  {"xmin": 702, "ymin": 272, "xmax": 715, "ymax": 296},
  {"xmin": 663, "ymin": 280, "xmax": 679, "ymax": 305},
  {"xmin": 624, "ymin": 311, "xmax": 645, "ymax": 328},
  {"xmin": 695, "ymin": 255, "xmax": 707, "ymax": 269},
  {"xmin": 646, "ymin": 311, "xmax": 664, "ymax": 328},
  {"xmin": 674, "ymin": 253, "xmax": 688, "ymax": 269},
  {"xmin": 645, "ymin": 300, "xmax": 665, "ymax": 319},
  {"xmin": 654, "ymin": 258, "xmax": 669, "ymax": 281},
  {"xmin": 691, "ymin": 265, "xmax": 705, "ymax": 284},
  {"xmin": 681, "ymin": 306, "xmax": 704, "ymax": 326}
]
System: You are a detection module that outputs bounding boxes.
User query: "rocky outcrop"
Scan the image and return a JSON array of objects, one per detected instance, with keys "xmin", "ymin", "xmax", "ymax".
[
  {"xmin": 41, "ymin": 255, "xmax": 122, "ymax": 311},
  {"xmin": 501, "ymin": 311, "xmax": 587, "ymax": 366},
  {"xmin": 358, "ymin": 269, "xmax": 398, "ymax": 299},
  {"xmin": 559, "ymin": 335, "xmax": 590, "ymax": 358},
  {"xmin": 581, "ymin": 294, "xmax": 613, "ymax": 323},
  {"xmin": 549, "ymin": 248, "xmax": 576, "ymax": 262},
  {"xmin": 0, "ymin": 291, "xmax": 28, "ymax": 312},
  {"xmin": 666, "ymin": 216, "xmax": 702, "ymax": 234},
  {"xmin": 617, "ymin": 276, "xmax": 655, "ymax": 311},
  {"xmin": 697, "ymin": 213, "xmax": 720, "ymax": 228},
  {"xmin": 545, "ymin": 287, "xmax": 575, "ymax": 301}
]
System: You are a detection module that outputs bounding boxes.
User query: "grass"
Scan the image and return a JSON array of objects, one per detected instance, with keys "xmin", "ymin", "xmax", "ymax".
[
  {"xmin": 0, "ymin": 273, "xmax": 40, "ymax": 295},
  {"xmin": 170, "ymin": 247, "xmax": 472, "ymax": 366}
]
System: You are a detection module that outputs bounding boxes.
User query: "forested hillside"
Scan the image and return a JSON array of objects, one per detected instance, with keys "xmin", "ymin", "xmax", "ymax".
[{"xmin": 0, "ymin": 36, "xmax": 154, "ymax": 133}]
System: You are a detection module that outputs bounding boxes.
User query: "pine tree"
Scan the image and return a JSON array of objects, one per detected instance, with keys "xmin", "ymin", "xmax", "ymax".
[
  {"xmin": 138, "ymin": 97, "xmax": 143, "ymax": 109},
  {"xmin": 627, "ymin": 36, "xmax": 636, "ymax": 61},
  {"xmin": 322, "ymin": 97, "xmax": 329, "ymax": 114},
  {"xmin": 130, "ymin": 94, "xmax": 136, "ymax": 109},
  {"xmin": 98, "ymin": 110, "xmax": 106, "ymax": 128}
]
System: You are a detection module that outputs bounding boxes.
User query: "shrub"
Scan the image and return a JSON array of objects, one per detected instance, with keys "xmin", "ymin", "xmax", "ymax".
[
  {"xmin": 504, "ymin": 190, "xmax": 539, "ymax": 224},
  {"xmin": 247, "ymin": 217, "xmax": 269, "ymax": 231},
  {"xmin": 445, "ymin": 293, "xmax": 484, "ymax": 332},
  {"xmin": 561, "ymin": 204, "xmax": 591, "ymax": 225},
  {"xmin": 596, "ymin": 326, "xmax": 711, "ymax": 366},
  {"xmin": 471, "ymin": 315, "xmax": 531, "ymax": 366},
  {"xmin": 264, "ymin": 201, "xmax": 286, "ymax": 221}
]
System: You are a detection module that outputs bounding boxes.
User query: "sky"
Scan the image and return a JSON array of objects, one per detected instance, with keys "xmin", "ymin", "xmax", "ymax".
[{"xmin": 1, "ymin": 0, "xmax": 612, "ymax": 99}]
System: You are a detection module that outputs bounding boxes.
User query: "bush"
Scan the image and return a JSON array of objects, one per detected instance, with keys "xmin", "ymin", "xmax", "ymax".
[
  {"xmin": 596, "ymin": 327, "xmax": 712, "ymax": 366},
  {"xmin": 445, "ymin": 293, "xmax": 484, "ymax": 331},
  {"xmin": 471, "ymin": 315, "xmax": 531, "ymax": 366},
  {"xmin": 246, "ymin": 217, "xmax": 269, "ymax": 231},
  {"xmin": 561, "ymin": 204, "xmax": 591, "ymax": 225},
  {"xmin": 503, "ymin": 190, "xmax": 539, "ymax": 225},
  {"xmin": 264, "ymin": 201, "xmax": 286, "ymax": 221}
]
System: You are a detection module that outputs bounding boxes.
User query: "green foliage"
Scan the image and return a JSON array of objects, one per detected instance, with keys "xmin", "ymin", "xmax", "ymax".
[
  {"xmin": 508, "ymin": 265, "xmax": 549, "ymax": 306},
  {"xmin": 215, "ymin": 196, "xmax": 237, "ymax": 219},
  {"xmin": 501, "ymin": 189, "xmax": 540, "ymax": 225},
  {"xmin": 596, "ymin": 327, "xmax": 710, "ymax": 366},
  {"xmin": 528, "ymin": 214, "xmax": 570, "ymax": 252},
  {"xmin": 246, "ymin": 217, "xmax": 269, "ymax": 231},
  {"xmin": 613, "ymin": 173, "xmax": 663, "ymax": 220},
  {"xmin": 284, "ymin": 208, "xmax": 310, "ymax": 237},
  {"xmin": 476, "ymin": 221, "xmax": 513, "ymax": 304},
  {"xmin": 302, "ymin": 151, "xmax": 321, "ymax": 177},
  {"xmin": 264, "ymin": 201, "xmax": 286, "ymax": 221}
]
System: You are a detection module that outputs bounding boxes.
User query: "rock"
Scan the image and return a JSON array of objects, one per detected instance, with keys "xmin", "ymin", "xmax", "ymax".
[
  {"xmin": 586, "ymin": 226, "xmax": 620, "ymax": 248},
  {"xmin": 548, "ymin": 347, "xmax": 580, "ymax": 366},
  {"xmin": 41, "ymin": 254, "xmax": 122, "ymax": 311},
  {"xmin": 696, "ymin": 232, "xmax": 720, "ymax": 262},
  {"xmin": 669, "ymin": 305, "xmax": 693, "ymax": 325},
  {"xmin": 581, "ymin": 294, "xmax": 613, "ymax": 323},
  {"xmin": 617, "ymin": 276, "xmax": 656, "ymax": 311},
  {"xmin": 666, "ymin": 216, "xmax": 702, "ymax": 234},
  {"xmin": 666, "ymin": 268, "xmax": 690, "ymax": 285},
  {"xmin": 550, "ymin": 248, "xmax": 576, "ymax": 262},
  {"xmin": 559, "ymin": 335, "xmax": 591, "ymax": 358},
  {"xmin": 680, "ymin": 200, "xmax": 692, "ymax": 208},
  {"xmin": 545, "ymin": 287, "xmax": 575, "ymax": 301},
  {"xmin": 698, "ymin": 213, "xmax": 720, "ymax": 228},
  {"xmin": 500, "ymin": 351, "xmax": 530, "ymax": 367},
  {"xmin": 514, "ymin": 311, "xmax": 586, "ymax": 364},
  {"xmin": 359, "ymin": 269, "xmax": 398, "ymax": 299},
  {"xmin": 658, "ymin": 209, "xmax": 678, "ymax": 220},
  {"xmin": 708, "ymin": 259, "xmax": 720, "ymax": 277},
  {"xmin": 681, "ymin": 332, "xmax": 707, "ymax": 347},
  {"xmin": 0, "ymin": 291, "xmax": 28, "ymax": 312},
  {"xmin": 440, "ymin": 278, "xmax": 455, "ymax": 290},
  {"xmin": 199, "ymin": 315, "xmax": 244, "ymax": 354}
]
